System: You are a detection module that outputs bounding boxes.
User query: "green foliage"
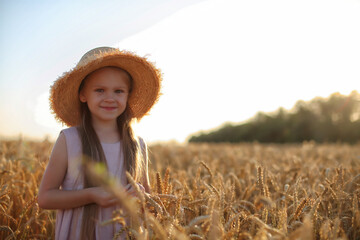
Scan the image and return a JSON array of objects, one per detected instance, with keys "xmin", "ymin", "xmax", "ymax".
[{"xmin": 189, "ymin": 91, "xmax": 360, "ymax": 143}]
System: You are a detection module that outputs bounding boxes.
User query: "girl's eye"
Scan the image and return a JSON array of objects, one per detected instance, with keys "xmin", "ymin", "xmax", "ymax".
[
  {"xmin": 115, "ymin": 90, "xmax": 124, "ymax": 94},
  {"xmin": 95, "ymin": 89, "xmax": 104, "ymax": 93}
]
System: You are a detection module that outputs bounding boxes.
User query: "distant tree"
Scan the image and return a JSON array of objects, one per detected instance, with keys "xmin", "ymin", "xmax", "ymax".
[{"xmin": 189, "ymin": 90, "xmax": 360, "ymax": 143}]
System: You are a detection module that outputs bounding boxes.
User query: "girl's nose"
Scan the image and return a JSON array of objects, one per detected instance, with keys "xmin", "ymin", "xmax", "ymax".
[
  {"xmin": 104, "ymin": 93, "xmax": 116, "ymax": 102},
  {"xmin": 104, "ymin": 97, "xmax": 115, "ymax": 103}
]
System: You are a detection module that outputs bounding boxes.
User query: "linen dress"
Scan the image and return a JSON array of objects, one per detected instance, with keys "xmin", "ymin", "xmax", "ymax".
[{"xmin": 55, "ymin": 127, "xmax": 128, "ymax": 240}]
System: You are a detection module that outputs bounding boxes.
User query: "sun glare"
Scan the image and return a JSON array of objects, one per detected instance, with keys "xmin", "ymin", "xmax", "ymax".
[{"xmin": 34, "ymin": 92, "xmax": 63, "ymax": 135}]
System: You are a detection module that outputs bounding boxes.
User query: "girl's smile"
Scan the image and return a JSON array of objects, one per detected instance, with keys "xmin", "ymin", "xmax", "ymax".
[{"xmin": 101, "ymin": 107, "xmax": 117, "ymax": 111}]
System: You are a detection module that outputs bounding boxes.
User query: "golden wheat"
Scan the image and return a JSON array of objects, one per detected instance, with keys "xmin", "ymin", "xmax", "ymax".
[{"xmin": 1, "ymin": 140, "xmax": 360, "ymax": 239}]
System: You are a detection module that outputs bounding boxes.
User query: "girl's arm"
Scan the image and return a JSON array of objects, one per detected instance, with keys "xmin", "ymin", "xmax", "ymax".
[{"xmin": 37, "ymin": 132, "xmax": 118, "ymax": 209}]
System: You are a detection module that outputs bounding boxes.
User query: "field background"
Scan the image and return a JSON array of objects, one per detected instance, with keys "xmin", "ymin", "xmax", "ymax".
[{"xmin": 1, "ymin": 139, "xmax": 359, "ymax": 239}]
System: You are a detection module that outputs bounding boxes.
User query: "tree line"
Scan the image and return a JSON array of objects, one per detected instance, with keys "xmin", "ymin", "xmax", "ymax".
[{"xmin": 189, "ymin": 91, "xmax": 360, "ymax": 143}]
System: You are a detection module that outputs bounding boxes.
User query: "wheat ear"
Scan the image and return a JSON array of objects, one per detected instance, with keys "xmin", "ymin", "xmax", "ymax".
[{"xmin": 156, "ymin": 172, "xmax": 162, "ymax": 194}]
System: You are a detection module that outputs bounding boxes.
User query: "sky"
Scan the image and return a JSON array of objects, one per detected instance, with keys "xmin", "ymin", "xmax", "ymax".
[{"xmin": 0, "ymin": 0, "xmax": 359, "ymax": 143}]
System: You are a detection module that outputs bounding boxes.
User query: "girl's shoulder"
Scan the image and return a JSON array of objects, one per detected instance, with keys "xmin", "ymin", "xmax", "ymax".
[
  {"xmin": 60, "ymin": 126, "xmax": 79, "ymax": 136},
  {"xmin": 138, "ymin": 136, "xmax": 147, "ymax": 150},
  {"xmin": 138, "ymin": 135, "xmax": 145, "ymax": 145},
  {"xmin": 60, "ymin": 126, "xmax": 79, "ymax": 135},
  {"xmin": 59, "ymin": 126, "xmax": 81, "ymax": 147}
]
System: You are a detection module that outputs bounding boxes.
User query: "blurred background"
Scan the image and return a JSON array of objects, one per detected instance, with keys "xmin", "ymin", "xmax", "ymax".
[{"xmin": 1, "ymin": 0, "xmax": 359, "ymax": 143}]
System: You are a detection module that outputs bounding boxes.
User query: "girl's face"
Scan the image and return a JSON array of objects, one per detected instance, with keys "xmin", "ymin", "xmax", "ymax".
[{"xmin": 79, "ymin": 67, "xmax": 131, "ymax": 124}]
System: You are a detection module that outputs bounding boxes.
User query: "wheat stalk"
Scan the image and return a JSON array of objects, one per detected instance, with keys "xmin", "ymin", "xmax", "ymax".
[{"xmin": 200, "ymin": 161, "xmax": 213, "ymax": 182}]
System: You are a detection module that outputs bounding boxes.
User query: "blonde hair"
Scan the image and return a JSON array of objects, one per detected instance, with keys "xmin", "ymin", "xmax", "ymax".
[{"xmin": 77, "ymin": 67, "xmax": 144, "ymax": 239}]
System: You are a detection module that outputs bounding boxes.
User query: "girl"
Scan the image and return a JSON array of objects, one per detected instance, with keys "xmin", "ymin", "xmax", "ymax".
[{"xmin": 38, "ymin": 47, "xmax": 162, "ymax": 240}]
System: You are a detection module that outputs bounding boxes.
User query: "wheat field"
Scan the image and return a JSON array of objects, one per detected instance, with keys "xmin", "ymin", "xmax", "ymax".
[{"xmin": 0, "ymin": 139, "xmax": 359, "ymax": 239}]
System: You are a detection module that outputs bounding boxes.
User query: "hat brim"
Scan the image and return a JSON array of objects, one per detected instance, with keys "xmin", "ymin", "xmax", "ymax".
[{"xmin": 50, "ymin": 49, "xmax": 162, "ymax": 126}]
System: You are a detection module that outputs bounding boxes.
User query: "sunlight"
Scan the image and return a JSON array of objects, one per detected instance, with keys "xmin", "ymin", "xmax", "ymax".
[
  {"xmin": 117, "ymin": 0, "xmax": 360, "ymax": 142},
  {"xmin": 34, "ymin": 92, "xmax": 63, "ymax": 132}
]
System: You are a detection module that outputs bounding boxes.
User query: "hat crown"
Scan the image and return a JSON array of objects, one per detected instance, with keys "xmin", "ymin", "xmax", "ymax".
[{"xmin": 78, "ymin": 47, "xmax": 117, "ymax": 66}]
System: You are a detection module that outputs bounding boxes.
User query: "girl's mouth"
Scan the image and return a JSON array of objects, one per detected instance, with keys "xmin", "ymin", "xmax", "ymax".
[{"xmin": 101, "ymin": 107, "xmax": 117, "ymax": 111}]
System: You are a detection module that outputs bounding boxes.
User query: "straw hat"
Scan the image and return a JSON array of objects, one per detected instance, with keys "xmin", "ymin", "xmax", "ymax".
[{"xmin": 50, "ymin": 47, "xmax": 162, "ymax": 126}]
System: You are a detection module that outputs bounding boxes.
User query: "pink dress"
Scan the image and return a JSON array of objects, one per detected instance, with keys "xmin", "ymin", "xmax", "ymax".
[{"xmin": 55, "ymin": 127, "xmax": 127, "ymax": 240}]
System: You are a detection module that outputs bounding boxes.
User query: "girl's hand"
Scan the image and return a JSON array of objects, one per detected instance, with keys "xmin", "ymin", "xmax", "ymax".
[
  {"xmin": 125, "ymin": 183, "xmax": 145, "ymax": 197},
  {"xmin": 89, "ymin": 187, "xmax": 118, "ymax": 207}
]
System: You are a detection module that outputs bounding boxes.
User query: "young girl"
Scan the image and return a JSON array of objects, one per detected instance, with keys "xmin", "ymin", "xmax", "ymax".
[{"xmin": 38, "ymin": 47, "xmax": 162, "ymax": 240}]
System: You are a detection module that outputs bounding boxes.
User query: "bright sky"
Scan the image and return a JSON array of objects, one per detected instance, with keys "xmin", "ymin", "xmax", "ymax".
[{"xmin": 1, "ymin": 0, "xmax": 359, "ymax": 143}]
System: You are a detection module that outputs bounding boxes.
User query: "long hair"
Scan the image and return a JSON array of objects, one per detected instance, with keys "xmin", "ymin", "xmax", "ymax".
[{"xmin": 78, "ymin": 67, "xmax": 144, "ymax": 239}]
